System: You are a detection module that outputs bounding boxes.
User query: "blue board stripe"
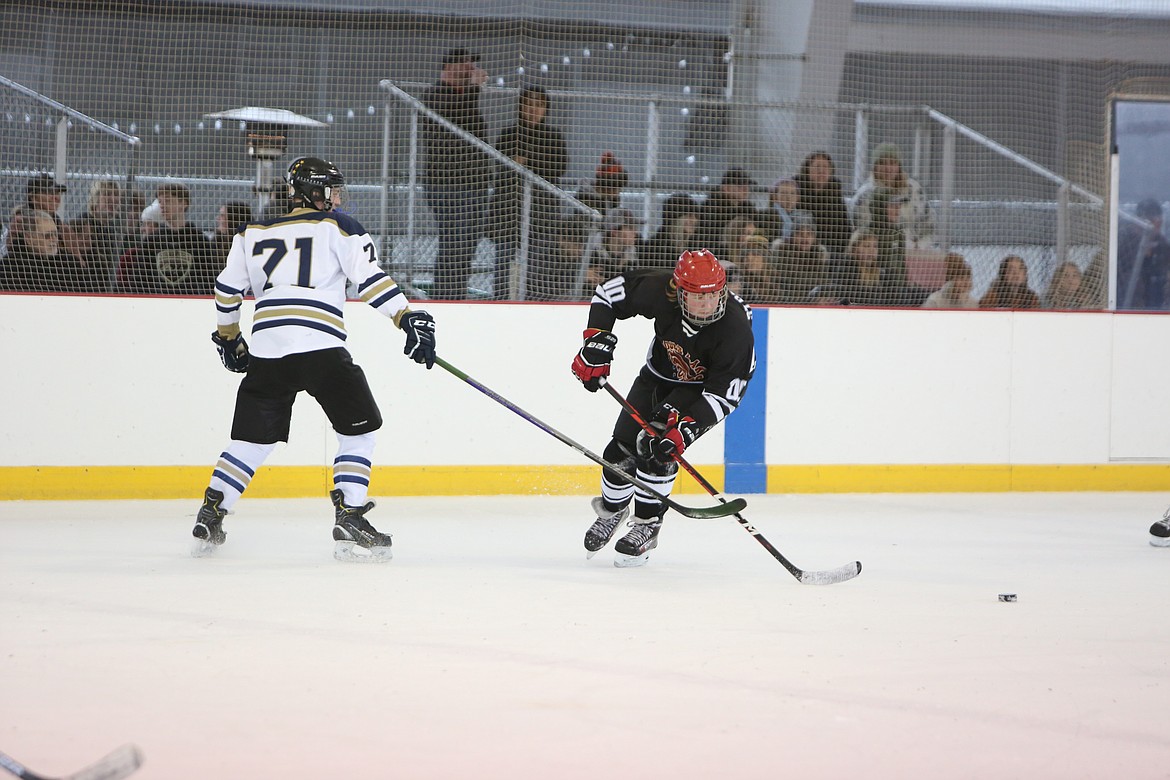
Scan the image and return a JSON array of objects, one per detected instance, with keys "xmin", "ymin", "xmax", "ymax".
[{"xmin": 724, "ymin": 307, "xmax": 767, "ymax": 493}]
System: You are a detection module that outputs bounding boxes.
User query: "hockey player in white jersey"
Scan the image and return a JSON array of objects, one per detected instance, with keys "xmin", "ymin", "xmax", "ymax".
[{"xmin": 191, "ymin": 156, "xmax": 437, "ymax": 561}]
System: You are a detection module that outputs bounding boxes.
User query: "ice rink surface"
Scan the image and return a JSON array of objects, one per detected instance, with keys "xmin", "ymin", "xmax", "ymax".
[{"xmin": 1, "ymin": 492, "xmax": 1167, "ymax": 779}]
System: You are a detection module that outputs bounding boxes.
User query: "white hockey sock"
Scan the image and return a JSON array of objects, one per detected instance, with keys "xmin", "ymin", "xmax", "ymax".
[
  {"xmin": 601, "ymin": 472, "xmax": 635, "ymax": 511},
  {"xmin": 633, "ymin": 467, "xmax": 676, "ymax": 519},
  {"xmin": 209, "ymin": 440, "xmax": 277, "ymax": 511},
  {"xmin": 333, "ymin": 432, "xmax": 376, "ymax": 506}
]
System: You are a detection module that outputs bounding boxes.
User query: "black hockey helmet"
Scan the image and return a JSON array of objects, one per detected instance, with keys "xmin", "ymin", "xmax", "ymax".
[{"xmin": 287, "ymin": 156, "xmax": 344, "ymax": 211}]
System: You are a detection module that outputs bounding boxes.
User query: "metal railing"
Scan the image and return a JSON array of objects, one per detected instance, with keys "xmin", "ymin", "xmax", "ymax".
[
  {"xmin": 0, "ymin": 75, "xmax": 141, "ymax": 186},
  {"xmin": 379, "ymin": 79, "xmax": 602, "ymax": 298},
  {"xmin": 378, "ymin": 80, "xmax": 1112, "ymax": 294}
]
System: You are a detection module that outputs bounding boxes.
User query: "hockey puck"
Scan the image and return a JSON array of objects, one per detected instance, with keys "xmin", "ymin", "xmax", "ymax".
[{"xmin": 998, "ymin": 593, "xmax": 1017, "ymax": 602}]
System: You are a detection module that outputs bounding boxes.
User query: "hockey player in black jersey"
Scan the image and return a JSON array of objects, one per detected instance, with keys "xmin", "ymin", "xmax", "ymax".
[
  {"xmin": 191, "ymin": 156, "xmax": 438, "ymax": 561},
  {"xmin": 571, "ymin": 249, "xmax": 756, "ymax": 566}
]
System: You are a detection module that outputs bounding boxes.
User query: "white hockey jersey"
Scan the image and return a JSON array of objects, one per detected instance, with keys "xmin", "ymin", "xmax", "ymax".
[{"xmin": 214, "ymin": 208, "xmax": 411, "ymax": 359}]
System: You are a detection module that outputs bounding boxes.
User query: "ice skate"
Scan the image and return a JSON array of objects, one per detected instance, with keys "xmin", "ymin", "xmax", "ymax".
[
  {"xmin": 1150, "ymin": 508, "xmax": 1170, "ymax": 547},
  {"xmin": 331, "ymin": 489, "xmax": 392, "ymax": 562},
  {"xmin": 584, "ymin": 497, "xmax": 630, "ymax": 559},
  {"xmin": 191, "ymin": 487, "xmax": 227, "ymax": 557},
  {"xmin": 613, "ymin": 517, "xmax": 662, "ymax": 568}
]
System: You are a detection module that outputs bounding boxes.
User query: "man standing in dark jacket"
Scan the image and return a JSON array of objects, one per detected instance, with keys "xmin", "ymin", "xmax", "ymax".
[
  {"xmin": 422, "ymin": 47, "xmax": 492, "ymax": 300},
  {"xmin": 488, "ymin": 85, "xmax": 568, "ymax": 300}
]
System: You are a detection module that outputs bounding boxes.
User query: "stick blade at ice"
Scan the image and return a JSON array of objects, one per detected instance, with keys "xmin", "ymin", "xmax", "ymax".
[
  {"xmin": 798, "ymin": 561, "xmax": 863, "ymax": 586},
  {"xmin": 678, "ymin": 496, "xmax": 747, "ymax": 518},
  {"xmin": 65, "ymin": 745, "xmax": 143, "ymax": 780}
]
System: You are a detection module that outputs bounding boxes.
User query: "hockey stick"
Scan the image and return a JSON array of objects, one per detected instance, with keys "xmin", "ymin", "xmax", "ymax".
[
  {"xmin": 434, "ymin": 356, "xmax": 746, "ymax": 519},
  {"xmin": 0, "ymin": 744, "xmax": 143, "ymax": 780},
  {"xmin": 600, "ymin": 379, "xmax": 861, "ymax": 585}
]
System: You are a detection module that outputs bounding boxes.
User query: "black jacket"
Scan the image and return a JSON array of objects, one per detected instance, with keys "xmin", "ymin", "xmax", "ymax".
[
  {"xmin": 421, "ymin": 83, "xmax": 492, "ymax": 190},
  {"xmin": 488, "ymin": 119, "xmax": 569, "ymax": 240}
]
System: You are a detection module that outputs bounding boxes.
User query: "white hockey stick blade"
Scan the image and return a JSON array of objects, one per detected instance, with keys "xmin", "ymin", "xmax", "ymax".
[
  {"xmin": 0, "ymin": 744, "xmax": 143, "ymax": 780},
  {"xmin": 798, "ymin": 562, "xmax": 863, "ymax": 586},
  {"xmin": 63, "ymin": 744, "xmax": 143, "ymax": 780}
]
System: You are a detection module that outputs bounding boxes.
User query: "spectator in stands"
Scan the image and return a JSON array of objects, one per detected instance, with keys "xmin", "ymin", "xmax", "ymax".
[
  {"xmin": 794, "ymin": 151, "xmax": 852, "ymax": 261},
  {"xmin": 0, "ymin": 209, "xmax": 89, "ymax": 293},
  {"xmin": 697, "ymin": 167, "xmax": 760, "ymax": 259},
  {"xmin": 718, "ymin": 214, "xmax": 761, "ymax": 272},
  {"xmin": 869, "ymin": 190, "xmax": 926, "ymax": 305},
  {"xmin": 980, "ymin": 254, "xmax": 1041, "ymax": 309},
  {"xmin": 850, "ymin": 144, "xmax": 934, "ymax": 248},
  {"xmin": 3, "ymin": 174, "xmax": 68, "ymax": 259},
  {"xmin": 759, "ymin": 176, "xmax": 800, "ymax": 244},
  {"xmin": 114, "ymin": 200, "xmax": 161, "ymax": 293},
  {"xmin": 73, "ymin": 180, "xmax": 124, "ymax": 292},
  {"xmin": 488, "ymin": 85, "xmax": 569, "ymax": 300},
  {"xmin": 535, "ymin": 215, "xmax": 592, "ymax": 301},
  {"xmin": 580, "ymin": 208, "xmax": 641, "ymax": 298},
  {"xmin": 576, "ymin": 152, "xmax": 628, "ymax": 218},
  {"xmin": 1, "ymin": 207, "xmax": 33, "ymax": 290},
  {"xmin": 26, "ymin": 173, "xmax": 67, "ymax": 228},
  {"xmin": 1043, "ymin": 260, "xmax": 1089, "ymax": 310},
  {"xmin": 1117, "ymin": 198, "xmax": 1170, "ymax": 310},
  {"xmin": 641, "ymin": 193, "xmax": 700, "ymax": 270},
  {"xmin": 922, "ymin": 253, "xmax": 978, "ymax": 309},
  {"xmin": 836, "ymin": 228, "xmax": 905, "ymax": 306},
  {"xmin": 60, "ymin": 217, "xmax": 107, "ymax": 293},
  {"xmin": 729, "ymin": 233, "xmax": 775, "ymax": 303},
  {"xmin": 209, "ymin": 201, "xmax": 253, "ymax": 267},
  {"xmin": 0, "ymin": 207, "xmax": 25, "ymax": 263},
  {"xmin": 124, "ymin": 183, "xmax": 216, "ymax": 295},
  {"xmin": 421, "ymin": 46, "xmax": 492, "ymax": 300},
  {"xmin": 771, "ymin": 210, "xmax": 829, "ymax": 304}
]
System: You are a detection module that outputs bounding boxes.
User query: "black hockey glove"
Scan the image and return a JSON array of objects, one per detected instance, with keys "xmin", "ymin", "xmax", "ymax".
[
  {"xmin": 571, "ymin": 328, "xmax": 617, "ymax": 392},
  {"xmin": 401, "ymin": 310, "xmax": 437, "ymax": 369},
  {"xmin": 637, "ymin": 411, "xmax": 699, "ymax": 464},
  {"xmin": 211, "ymin": 330, "xmax": 250, "ymax": 373}
]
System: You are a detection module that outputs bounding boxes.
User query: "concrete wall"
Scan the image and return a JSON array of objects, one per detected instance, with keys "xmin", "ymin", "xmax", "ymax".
[{"xmin": 4, "ymin": 294, "xmax": 1170, "ymax": 499}]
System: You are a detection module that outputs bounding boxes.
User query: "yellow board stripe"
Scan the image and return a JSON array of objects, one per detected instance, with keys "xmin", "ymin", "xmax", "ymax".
[
  {"xmin": 3, "ymin": 464, "xmax": 1170, "ymax": 501},
  {"xmin": 767, "ymin": 464, "xmax": 1170, "ymax": 493}
]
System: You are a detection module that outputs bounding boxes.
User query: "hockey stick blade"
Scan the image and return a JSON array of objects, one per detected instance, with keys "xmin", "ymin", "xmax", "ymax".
[
  {"xmin": 0, "ymin": 744, "xmax": 143, "ymax": 780},
  {"xmin": 434, "ymin": 356, "xmax": 745, "ymax": 519},
  {"xmin": 797, "ymin": 561, "xmax": 863, "ymax": 585},
  {"xmin": 601, "ymin": 380, "xmax": 861, "ymax": 585}
]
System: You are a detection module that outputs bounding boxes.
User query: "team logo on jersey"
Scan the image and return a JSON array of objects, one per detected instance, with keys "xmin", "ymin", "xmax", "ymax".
[
  {"xmin": 663, "ymin": 340, "xmax": 704, "ymax": 382},
  {"xmin": 155, "ymin": 248, "xmax": 194, "ymax": 286}
]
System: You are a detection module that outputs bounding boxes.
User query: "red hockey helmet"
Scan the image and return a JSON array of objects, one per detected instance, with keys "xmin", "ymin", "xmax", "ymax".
[{"xmin": 673, "ymin": 249, "xmax": 728, "ymax": 326}]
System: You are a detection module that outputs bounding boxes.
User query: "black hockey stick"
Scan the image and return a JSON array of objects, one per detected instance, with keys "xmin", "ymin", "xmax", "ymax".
[
  {"xmin": 0, "ymin": 744, "xmax": 143, "ymax": 780},
  {"xmin": 600, "ymin": 379, "xmax": 861, "ymax": 585},
  {"xmin": 434, "ymin": 356, "xmax": 746, "ymax": 519}
]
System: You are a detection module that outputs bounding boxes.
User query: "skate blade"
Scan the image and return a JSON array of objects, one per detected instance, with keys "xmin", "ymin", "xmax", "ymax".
[
  {"xmin": 613, "ymin": 551, "xmax": 651, "ymax": 568},
  {"xmin": 190, "ymin": 537, "xmax": 217, "ymax": 558},
  {"xmin": 333, "ymin": 540, "xmax": 393, "ymax": 563},
  {"xmin": 1150, "ymin": 535, "xmax": 1170, "ymax": 547}
]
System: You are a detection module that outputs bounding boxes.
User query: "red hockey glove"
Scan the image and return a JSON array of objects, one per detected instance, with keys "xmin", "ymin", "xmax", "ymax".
[
  {"xmin": 649, "ymin": 411, "xmax": 699, "ymax": 463},
  {"xmin": 571, "ymin": 328, "xmax": 617, "ymax": 392}
]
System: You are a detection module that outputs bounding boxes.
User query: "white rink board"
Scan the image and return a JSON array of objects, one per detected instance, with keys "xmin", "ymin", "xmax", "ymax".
[{"xmin": 3, "ymin": 295, "xmax": 1170, "ymax": 468}]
